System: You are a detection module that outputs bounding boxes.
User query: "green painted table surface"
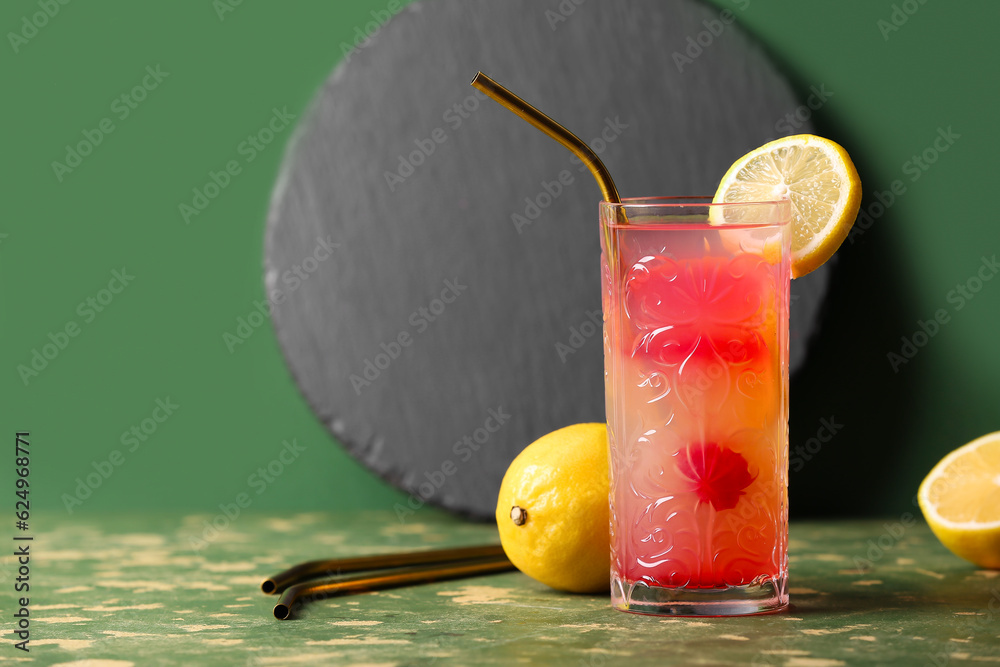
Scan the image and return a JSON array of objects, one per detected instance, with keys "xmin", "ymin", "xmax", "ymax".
[{"xmin": 6, "ymin": 512, "xmax": 999, "ymax": 666}]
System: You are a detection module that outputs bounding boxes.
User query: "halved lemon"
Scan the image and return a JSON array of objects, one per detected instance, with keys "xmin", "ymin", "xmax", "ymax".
[
  {"xmin": 713, "ymin": 134, "xmax": 862, "ymax": 278},
  {"xmin": 918, "ymin": 432, "xmax": 1000, "ymax": 569}
]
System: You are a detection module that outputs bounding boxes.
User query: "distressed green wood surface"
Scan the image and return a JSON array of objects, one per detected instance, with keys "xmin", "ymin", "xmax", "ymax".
[{"xmin": 5, "ymin": 512, "xmax": 999, "ymax": 666}]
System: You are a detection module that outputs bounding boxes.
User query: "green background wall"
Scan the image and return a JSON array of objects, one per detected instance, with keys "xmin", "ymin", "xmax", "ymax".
[{"xmin": 3, "ymin": 0, "xmax": 997, "ymax": 519}]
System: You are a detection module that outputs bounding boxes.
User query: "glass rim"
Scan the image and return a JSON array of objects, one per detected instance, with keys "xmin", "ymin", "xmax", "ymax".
[
  {"xmin": 599, "ymin": 196, "xmax": 790, "ymax": 208},
  {"xmin": 600, "ymin": 196, "xmax": 791, "ymax": 229}
]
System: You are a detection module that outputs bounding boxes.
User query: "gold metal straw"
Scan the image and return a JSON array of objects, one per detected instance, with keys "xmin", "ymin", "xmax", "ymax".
[
  {"xmin": 261, "ymin": 544, "xmax": 507, "ymax": 594},
  {"xmin": 471, "ymin": 72, "xmax": 627, "ymax": 269},
  {"xmin": 273, "ymin": 556, "xmax": 514, "ymax": 620},
  {"xmin": 471, "ymin": 72, "xmax": 622, "ymax": 206}
]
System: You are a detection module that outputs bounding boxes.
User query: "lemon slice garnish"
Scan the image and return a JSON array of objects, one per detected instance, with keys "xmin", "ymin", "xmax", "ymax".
[{"xmin": 713, "ymin": 134, "xmax": 862, "ymax": 278}]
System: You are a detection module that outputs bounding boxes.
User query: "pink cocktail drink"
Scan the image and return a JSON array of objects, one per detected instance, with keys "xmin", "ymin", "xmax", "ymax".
[{"xmin": 601, "ymin": 198, "xmax": 791, "ymax": 616}]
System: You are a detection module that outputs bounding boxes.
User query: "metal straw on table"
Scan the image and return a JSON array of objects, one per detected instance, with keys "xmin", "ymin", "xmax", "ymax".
[{"xmin": 262, "ymin": 544, "xmax": 512, "ymax": 620}]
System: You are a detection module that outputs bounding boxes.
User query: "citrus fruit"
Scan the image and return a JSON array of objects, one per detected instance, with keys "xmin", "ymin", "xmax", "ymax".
[
  {"xmin": 495, "ymin": 423, "xmax": 610, "ymax": 593},
  {"xmin": 713, "ymin": 134, "xmax": 862, "ymax": 278},
  {"xmin": 918, "ymin": 431, "xmax": 1000, "ymax": 569}
]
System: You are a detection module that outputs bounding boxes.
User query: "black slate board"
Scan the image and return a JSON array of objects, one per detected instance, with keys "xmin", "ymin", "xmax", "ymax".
[{"xmin": 264, "ymin": 0, "xmax": 827, "ymax": 518}]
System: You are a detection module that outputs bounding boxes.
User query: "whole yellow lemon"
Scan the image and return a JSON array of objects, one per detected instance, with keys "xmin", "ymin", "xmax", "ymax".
[{"xmin": 495, "ymin": 423, "xmax": 610, "ymax": 593}]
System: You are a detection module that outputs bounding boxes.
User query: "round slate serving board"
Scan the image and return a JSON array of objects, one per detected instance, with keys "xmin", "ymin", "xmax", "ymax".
[{"xmin": 265, "ymin": 0, "xmax": 828, "ymax": 519}]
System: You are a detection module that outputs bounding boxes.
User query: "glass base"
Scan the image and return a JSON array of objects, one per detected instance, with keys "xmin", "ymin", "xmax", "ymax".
[{"xmin": 611, "ymin": 572, "xmax": 789, "ymax": 617}]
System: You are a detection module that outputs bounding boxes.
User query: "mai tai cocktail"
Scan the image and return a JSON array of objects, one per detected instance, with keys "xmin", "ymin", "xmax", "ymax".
[
  {"xmin": 471, "ymin": 72, "xmax": 861, "ymax": 617},
  {"xmin": 601, "ymin": 198, "xmax": 791, "ymax": 615}
]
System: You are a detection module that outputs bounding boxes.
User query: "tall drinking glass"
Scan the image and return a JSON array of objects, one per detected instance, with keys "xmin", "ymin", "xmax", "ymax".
[{"xmin": 601, "ymin": 198, "xmax": 792, "ymax": 616}]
